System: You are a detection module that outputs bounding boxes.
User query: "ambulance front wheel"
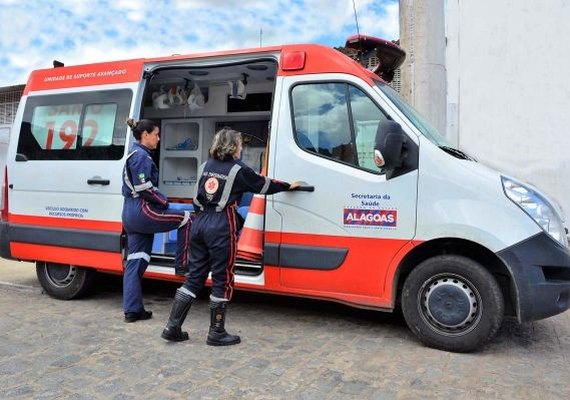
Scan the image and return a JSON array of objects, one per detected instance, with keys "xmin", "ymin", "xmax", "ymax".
[
  {"xmin": 36, "ymin": 262, "xmax": 95, "ymax": 300},
  {"xmin": 401, "ymin": 255, "xmax": 504, "ymax": 353}
]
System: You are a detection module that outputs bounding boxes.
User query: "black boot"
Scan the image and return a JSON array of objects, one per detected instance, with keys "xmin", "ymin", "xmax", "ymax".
[
  {"xmin": 161, "ymin": 288, "xmax": 193, "ymax": 342},
  {"xmin": 207, "ymin": 300, "xmax": 241, "ymax": 346}
]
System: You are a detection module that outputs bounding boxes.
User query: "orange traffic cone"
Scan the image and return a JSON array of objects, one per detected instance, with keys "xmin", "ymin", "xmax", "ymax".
[{"xmin": 237, "ymin": 194, "xmax": 265, "ymax": 262}]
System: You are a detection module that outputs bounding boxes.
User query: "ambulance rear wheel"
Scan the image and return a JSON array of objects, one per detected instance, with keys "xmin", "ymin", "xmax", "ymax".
[
  {"xmin": 401, "ymin": 255, "xmax": 504, "ymax": 353},
  {"xmin": 36, "ymin": 262, "xmax": 95, "ymax": 300}
]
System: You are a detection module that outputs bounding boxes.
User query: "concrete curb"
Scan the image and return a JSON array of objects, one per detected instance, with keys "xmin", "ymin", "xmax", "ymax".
[
  {"xmin": 0, "ymin": 280, "xmax": 39, "ymax": 292},
  {"xmin": 0, "ymin": 259, "xmax": 41, "ymax": 291}
]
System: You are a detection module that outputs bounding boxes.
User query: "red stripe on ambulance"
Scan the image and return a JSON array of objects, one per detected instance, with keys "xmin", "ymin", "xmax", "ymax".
[
  {"xmin": 264, "ymin": 231, "xmax": 421, "ymax": 308},
  {"xmin": 10, "ymin": 243, "xmax": 123, "ymax": 272},
  {"xmin": 23, "ymin": 59, "xmax": 145, "ymax": 94}
]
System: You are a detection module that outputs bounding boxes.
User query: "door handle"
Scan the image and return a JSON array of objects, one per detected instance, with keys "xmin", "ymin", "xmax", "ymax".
[
  {"xmin": 291, "ymin": 182, "xmax": 314, "ymax": 192},
  {"xmin": 87, "ymin": 177, "xmax": 110, "ymax": 185}
]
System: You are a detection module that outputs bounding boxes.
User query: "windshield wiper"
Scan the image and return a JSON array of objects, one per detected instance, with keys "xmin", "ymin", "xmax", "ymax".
[{"xmin": 439, "ymin": 146, "xmax": 476, "ymax": 161}]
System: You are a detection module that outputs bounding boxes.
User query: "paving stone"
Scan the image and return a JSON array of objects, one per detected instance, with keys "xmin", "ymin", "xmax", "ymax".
[
  {"xmin": 2, "ymin": 278, "xmax": 570, "ymax": 399},
  {"xmin": 0, "ymin": 384, "xmax": 35, "ymax": 399},
  {"xmin": 0, "ymin": 359, "xmax": 32, "ymax": 375}
]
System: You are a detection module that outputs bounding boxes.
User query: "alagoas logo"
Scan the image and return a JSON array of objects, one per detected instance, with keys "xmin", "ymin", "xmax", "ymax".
[{"xmin": 343, "ymin": 208, "xmax": 397, "ymax": 227}]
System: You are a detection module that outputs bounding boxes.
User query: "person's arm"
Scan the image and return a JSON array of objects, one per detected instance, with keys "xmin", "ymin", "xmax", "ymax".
[
  {"xmin": 237, "ymin": 165, "xmax": 291, "ymax": 195},
  {"xmin": 128, "ymin": 155, "xmax": 169, "ymax": 209}
]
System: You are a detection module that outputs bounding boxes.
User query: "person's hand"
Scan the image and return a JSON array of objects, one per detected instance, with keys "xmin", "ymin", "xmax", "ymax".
[{"xmin": 289, "ymin": 181, "xmax": 302, "ymax": 190}]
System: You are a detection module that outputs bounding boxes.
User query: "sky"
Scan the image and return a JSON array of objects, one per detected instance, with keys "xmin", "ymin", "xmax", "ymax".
[{"xmin": 0, "ymin": 0, "xmax": 399, "ymax": 88}]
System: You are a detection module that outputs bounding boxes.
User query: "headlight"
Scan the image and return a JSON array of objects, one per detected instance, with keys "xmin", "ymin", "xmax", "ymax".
[{"xmin": 502, "ymin": 176, "xmax": 568, "ymax": 247}]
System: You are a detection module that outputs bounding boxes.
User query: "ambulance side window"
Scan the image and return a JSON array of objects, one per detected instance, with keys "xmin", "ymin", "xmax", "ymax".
[
  {"xmin": 348, "ymin": 85, "xmax": 390, "ymax": 172},
  {"xmin": 291, "ymin": 82, "xmax": 389, "ymax": 173},
  {"xmin": 17, "ymin": 89, "xmax": 132, "ymax": 160}
]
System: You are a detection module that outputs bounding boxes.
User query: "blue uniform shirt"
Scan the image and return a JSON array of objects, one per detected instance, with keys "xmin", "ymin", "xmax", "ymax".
[{"xmin": 122, "ymin": 142, "xmax": 169, "ymax": 209}]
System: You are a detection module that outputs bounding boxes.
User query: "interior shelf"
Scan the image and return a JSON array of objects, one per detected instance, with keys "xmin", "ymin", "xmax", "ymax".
[
  {"xmin": 162, "ymin": 120, "xmax": 200, "ymax": 151},
  {"xmin": 159, "ymin": 119, "xmax": 203, "ymax": 198}
]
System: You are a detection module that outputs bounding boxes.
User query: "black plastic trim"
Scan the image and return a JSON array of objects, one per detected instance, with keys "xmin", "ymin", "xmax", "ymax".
[
  {"xmin": 0, "ymin": 222, "xmax": 12, "ymax": 259},
  {"xmin": 264, "ymin": 243, "xmax": 279, "ymax": 265},
  {"xmin": 264, "ymin": 242, "xmax": 347, "ymax": 270},
  {"xmin": 497, "ymin": 232, "xmax": 570, "ymax": 322},
  {"xmin": 6, "ymin": 223, "xmax": 121, "ymax": 252}
]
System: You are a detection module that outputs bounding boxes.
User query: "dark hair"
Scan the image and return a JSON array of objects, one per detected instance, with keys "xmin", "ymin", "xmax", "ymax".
[
  {"xmin": 209, "ymin": 127, "xmax": 242, "ymax": 160},
  {"xmin": 126, "ymin": 118, "xmax": 158, "ymax": 141}
]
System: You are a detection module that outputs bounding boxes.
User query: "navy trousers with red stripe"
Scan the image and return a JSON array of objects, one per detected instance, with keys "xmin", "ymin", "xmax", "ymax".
[
  {"xmin": 122, "ymin": 197, "xmax": 191, "ymax": 313},
  {"xmin": 183, "ymin": 206, "xmax": 239, "ymax": 300}
]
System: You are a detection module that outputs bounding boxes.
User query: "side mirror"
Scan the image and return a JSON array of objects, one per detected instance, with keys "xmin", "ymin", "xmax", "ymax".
[{"xmin": 374, "ymin": 121, "xmax": 407, "ymax": 173}]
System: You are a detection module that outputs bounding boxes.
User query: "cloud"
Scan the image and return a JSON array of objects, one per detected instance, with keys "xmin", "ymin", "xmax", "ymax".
[{"xmin": 0, "ymin": 0, "xmax": 398, "ymax": 87}]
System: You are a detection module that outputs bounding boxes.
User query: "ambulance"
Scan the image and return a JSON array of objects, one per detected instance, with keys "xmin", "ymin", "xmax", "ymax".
[{"xmin": 1, "ymin": 35, "xmax": 569, "ymax": 352}]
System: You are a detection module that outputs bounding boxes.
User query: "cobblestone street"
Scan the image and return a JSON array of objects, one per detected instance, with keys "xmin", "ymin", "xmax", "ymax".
[{"xmin": 1, "ymin": 261, "xmax": 570, "ymax": 399}]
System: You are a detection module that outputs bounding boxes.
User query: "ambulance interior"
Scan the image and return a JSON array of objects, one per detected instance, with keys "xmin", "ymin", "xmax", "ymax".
[{"xmin": 139, "ymin": 60, "xmax": 277, "ymax": 270}]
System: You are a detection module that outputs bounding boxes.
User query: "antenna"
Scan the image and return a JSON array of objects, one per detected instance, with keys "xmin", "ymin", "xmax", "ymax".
[
  {"xmin": 260, "ymin": 27, "xmax": 263, "ymax": 47},
  {"xmin": 352, "ymin": 0, "xmax": 361, "ymax": 38},
  {"xmin": 351, "ymin": 0, "xmax": 364, "ymax": 61}
]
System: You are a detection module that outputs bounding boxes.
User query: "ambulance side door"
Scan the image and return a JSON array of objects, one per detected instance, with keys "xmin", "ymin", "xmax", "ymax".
[
  {"xmin": 7, "ymin": 87, "xmax": 134, "ymax": 263},
  {"xmin": 268, "ymin": 75, "xmax": 418, "ymax": 300}
]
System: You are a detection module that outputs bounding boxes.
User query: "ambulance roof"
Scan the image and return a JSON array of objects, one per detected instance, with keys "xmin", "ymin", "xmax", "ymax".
[{"xmin": 24, "ymin": 43, "xmax": 378, "ymax": 94}]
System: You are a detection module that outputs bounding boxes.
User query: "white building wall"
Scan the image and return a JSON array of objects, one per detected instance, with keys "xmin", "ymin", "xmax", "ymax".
[{"xmin": 446, "ymin": 0, "xmax": 570, "ymax": 220}]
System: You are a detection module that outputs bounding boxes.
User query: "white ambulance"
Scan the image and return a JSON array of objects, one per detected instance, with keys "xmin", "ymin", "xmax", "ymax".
[{"xmin": 1, "ymin": 35, "xmax": 569, "ymax": 352}]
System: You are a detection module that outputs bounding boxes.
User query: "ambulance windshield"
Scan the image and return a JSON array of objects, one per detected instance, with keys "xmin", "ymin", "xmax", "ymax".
[{"xmin": 375, "ymin": 81, "xmax": 450, "ymax": 147}]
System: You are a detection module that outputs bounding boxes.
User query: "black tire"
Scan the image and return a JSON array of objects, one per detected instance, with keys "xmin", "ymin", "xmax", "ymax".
[
  {"xmin": 36, "ymin": 262, "xmax": 95, "ymax": 300},
  {"xmin": 401, "ymin": 255, "xmax": 504, "ymax": 352}
]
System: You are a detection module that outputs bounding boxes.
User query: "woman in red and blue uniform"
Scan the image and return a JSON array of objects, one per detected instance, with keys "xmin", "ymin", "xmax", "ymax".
[
  {"xmin": 161, "ymin": 127, "xmax": 300, "ymax": 345},
  {"xmin": 122, "ymin": 118, "xmax": 192, "ymax": 323}
]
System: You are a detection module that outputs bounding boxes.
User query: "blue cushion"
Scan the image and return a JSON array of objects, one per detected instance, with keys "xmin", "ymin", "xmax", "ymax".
[
  {"xmin": 237, "ymin": 206, "xmax": 249, "ymax": 221},
  {"xmin": 239, "ymin": 192, "xmax": 253, "ymax": 207},
  {"xmin": 152, "ymin": 233, "xmax": 164, "ymax": 253}
]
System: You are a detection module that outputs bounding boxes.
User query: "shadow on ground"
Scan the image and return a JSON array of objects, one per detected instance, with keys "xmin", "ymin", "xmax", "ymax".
[{"xmin": 88, "ymin": 271, "xmax": 408, "ymax": 328}]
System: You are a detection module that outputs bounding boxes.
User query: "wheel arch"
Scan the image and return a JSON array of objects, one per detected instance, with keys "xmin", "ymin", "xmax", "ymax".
[{"xmin": 393, "ymin": 238, "xmax": 517, "ymax": 318}]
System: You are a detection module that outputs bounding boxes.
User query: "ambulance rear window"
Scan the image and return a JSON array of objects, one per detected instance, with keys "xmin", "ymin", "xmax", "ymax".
[{"xmin": 16, "ymin": 89, "xmax": 132, "ymax": 160}]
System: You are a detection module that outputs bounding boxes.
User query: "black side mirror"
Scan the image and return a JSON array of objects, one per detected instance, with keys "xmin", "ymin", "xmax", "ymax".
[{"xmin": 374, "ymin": 121, "xmax": 407, "ymax": 174}]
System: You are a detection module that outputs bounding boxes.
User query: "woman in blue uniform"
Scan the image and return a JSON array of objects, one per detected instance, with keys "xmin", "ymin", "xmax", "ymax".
[
  {"xmin": 122, "ymin": 118, "xmax": 192, "ymax": 322},
  {"xmin": 161, "ymin": 127, "xmax": 300, "ymax": 345}
]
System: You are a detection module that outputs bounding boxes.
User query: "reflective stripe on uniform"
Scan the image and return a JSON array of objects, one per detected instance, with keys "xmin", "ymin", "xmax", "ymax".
[
  {"xmin": 180, "ymin": 286, "xmax": 197, "ymax": 298},
  {"xmin": 134, "ymin": 181, "xmax": 153, "ymax": 192},
  {"xmin": 209, "ymin": 294, "xmax": 229, "ymax": 302},
  {"xmin": 179, "ymin": 210, "xmax": 191, "ymax": 228},
  {"xmin": 215, "ymin": 164, "xmax": 242, "ymax": 212},
  {"xmin": 259, "ymin": 176, "xmax": 271, "ymax": 194},
  {"xmin": 123, "ymin": 150, "xmax": 139, "ymax": 198},
  {"xmin": 127, "ymin": 252, "xmax": 150, "ymax": 262},
  {"xmin": 193, "ymin": 162, "xmax": 207, "ymax": 211}
]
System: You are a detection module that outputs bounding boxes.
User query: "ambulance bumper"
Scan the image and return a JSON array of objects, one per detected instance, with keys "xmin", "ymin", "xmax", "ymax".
[{"xmin": 497, "ymin": 232, "xmax": 570, "ymax": 322}]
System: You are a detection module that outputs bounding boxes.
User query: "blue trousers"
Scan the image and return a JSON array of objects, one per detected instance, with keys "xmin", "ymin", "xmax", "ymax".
[
  {"xmin": 122, "ymin": 198, "xmax": 191, "ymax": 313},
  {"xmin": 183, "ymin": 206, "xmax": 239, "ymax": 301}
]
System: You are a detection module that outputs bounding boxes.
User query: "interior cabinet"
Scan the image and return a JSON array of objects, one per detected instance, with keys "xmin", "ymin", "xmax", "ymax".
[{"xmin": 159, "ymin": 119, "xmax": 202, "ymax": 198}]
